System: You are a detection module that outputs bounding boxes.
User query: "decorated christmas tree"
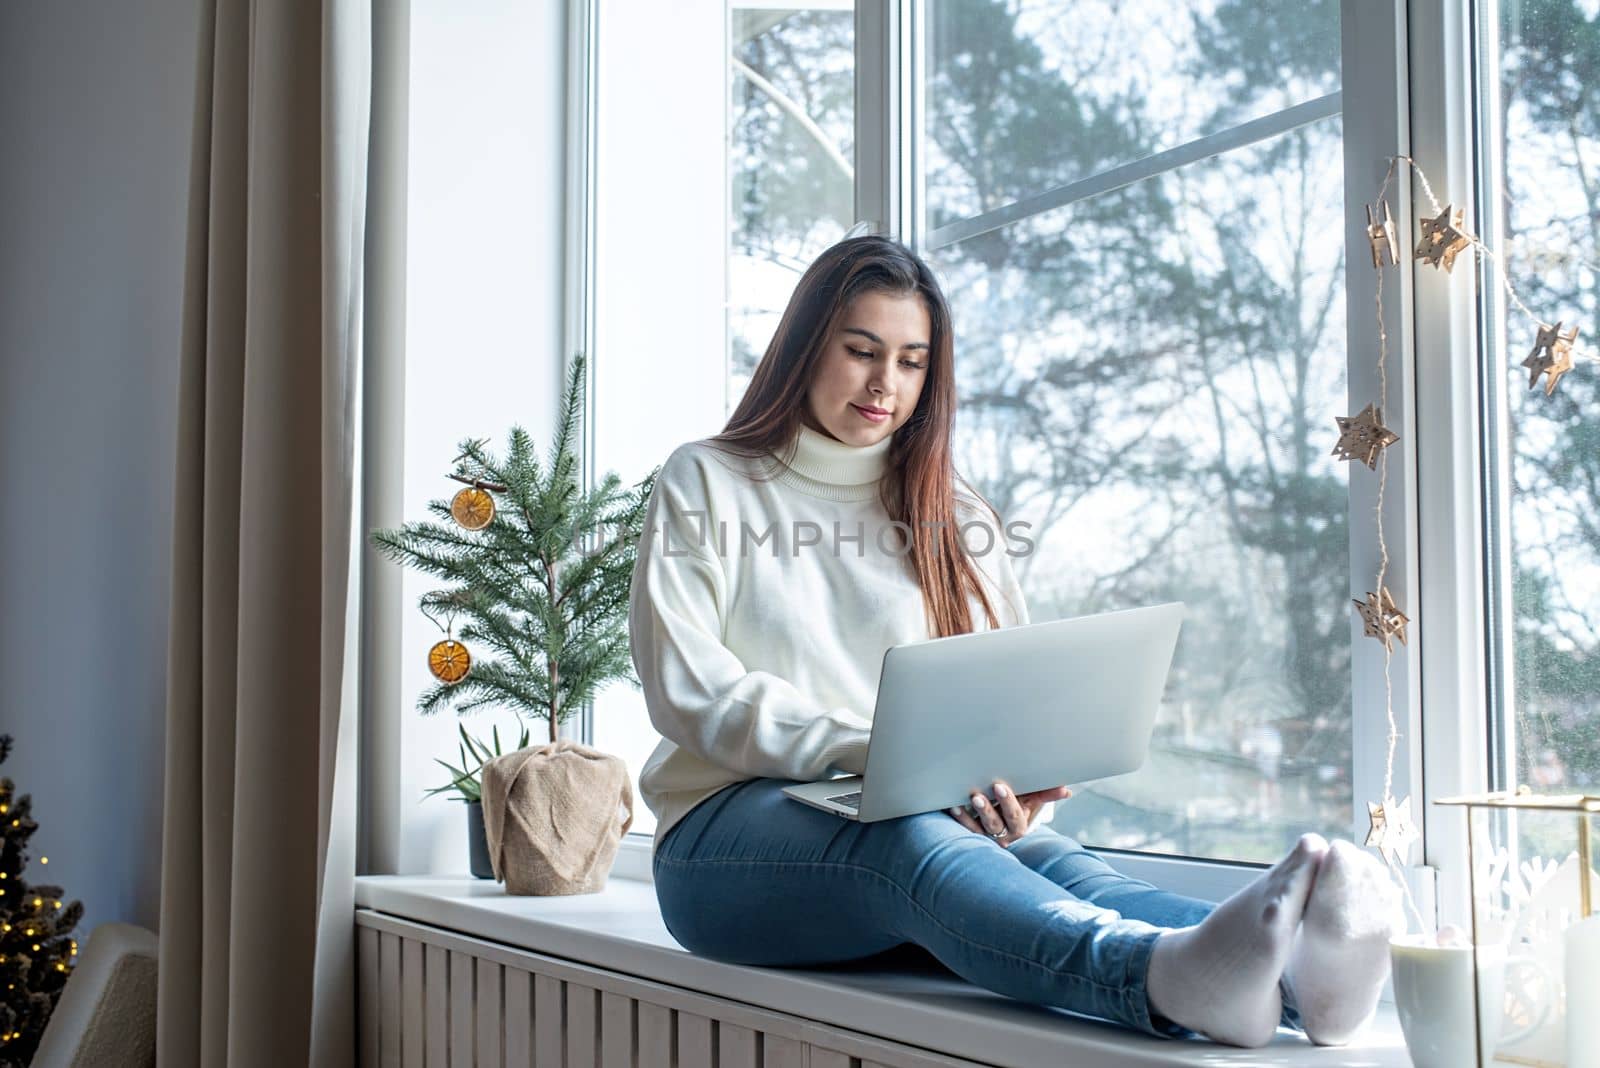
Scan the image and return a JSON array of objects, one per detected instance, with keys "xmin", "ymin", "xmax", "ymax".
[{"xmin": 0, "ymin": 734, "xmax": 83, "ymax": 1066}]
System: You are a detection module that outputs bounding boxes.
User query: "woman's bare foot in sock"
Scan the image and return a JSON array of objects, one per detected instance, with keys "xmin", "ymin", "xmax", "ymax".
[
  {"xmin": 1144, "ymin": 833, "xmax": 1329, "ymax": 1047},
  {"xmin": 1282, "ymin": 839, "xmax": 1404, "ymax": 1045}
]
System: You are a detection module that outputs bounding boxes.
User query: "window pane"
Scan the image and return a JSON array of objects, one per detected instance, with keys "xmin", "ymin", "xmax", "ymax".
[
  {"xmin": 1490, "ymin": 1, "xmax": 1600, "ymax": 814},
  {"xmin": 730, "ymin": 4, "xmax": 856, "ymax": 402},
  {"xmin": 926, "ymin": 0, "xmax": 1340, "ymax": 231},
  {"xmin": 925, "ymin": 3, "xmax": 1350, "ymax": 865},
  {"xmin": 594, "ymin": 3, "xmax": 854, "ymax": 840}
]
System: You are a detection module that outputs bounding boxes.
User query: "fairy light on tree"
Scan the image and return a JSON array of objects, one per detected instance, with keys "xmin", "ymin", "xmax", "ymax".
[{"xmin": 0, "ymin": 735, "xmax": 82, "ymax": 1066}]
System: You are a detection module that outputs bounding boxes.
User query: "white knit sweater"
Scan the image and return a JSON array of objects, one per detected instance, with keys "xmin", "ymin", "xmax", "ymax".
[{"xmin": 628, "ymin": 423, "xmax": 1033, "ymax": 856}]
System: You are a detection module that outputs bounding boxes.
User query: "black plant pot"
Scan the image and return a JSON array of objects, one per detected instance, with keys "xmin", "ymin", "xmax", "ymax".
[{"xmin": 466, "ymin": 799, "xmax": 495, "ymax": 880}]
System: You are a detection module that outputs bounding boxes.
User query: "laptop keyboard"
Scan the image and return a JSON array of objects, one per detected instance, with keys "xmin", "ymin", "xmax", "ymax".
[{"xmin": 827, "ymin": 791, "xmax": 863, "ymax": 810}]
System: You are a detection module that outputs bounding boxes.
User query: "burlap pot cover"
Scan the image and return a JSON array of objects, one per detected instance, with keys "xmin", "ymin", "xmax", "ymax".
[{"xmin": 480, "ymin": 738, "xmax": 634, "ymax": 895}]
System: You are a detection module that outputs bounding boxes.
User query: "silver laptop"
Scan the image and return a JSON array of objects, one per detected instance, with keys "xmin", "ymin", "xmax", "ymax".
[{"xmin": 781, "ymin": 601, "xmax": 1184, "ymax": 821}]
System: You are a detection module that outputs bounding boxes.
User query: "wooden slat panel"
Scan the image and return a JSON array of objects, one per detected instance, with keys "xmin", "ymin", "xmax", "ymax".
[
  {"xmin": 502, "ymin": 968, "xmax": 533, "ymax": 1067},
  {"xmin": 600, "ymin": 990, "xmax": 635, "ymax": 1068},
  {"xmin": 637, "ymin": 1002, "xmax": 674, "ymax": 1068},
  {"xmin": 677, "ymin": 1010, "xmax": 714, "ymax": 1067},
  {"xmin": 380, "ymin": 932, "xmax": 403, "ymax": 1068},
  {"xmin": 401, "ymin": 938, "xmax": 425, "ymax": 1068},
  {"xmin": 810, "ymin": 1051, "xmax": 852, "ymax": 1068},
  {"xmin": 449, "ymin": 950, "xmax": 476, "ymax": 1067},
  {"xmin": 720, "ymin": 1022, "xmax": 759, "ymax": 1068},
  {"xmin": 534, "ymin": 973, "xmax": 564, "ymax": 1066},
  {"xmin": 566, "ymin": 982, "xmax": 599, "ymax": 1068},
  {"xmin": 476, "ymin": 958, "xmax": 503, "ymax": 1068},
  {"xmin": 763, "ymin": 1033, "xmax": 804, "ymax": 1068},
  {"xmin": 358, "ymin": 926, "xmax": 381, "ymax": 1068},
  {"xmin": 424, "ymin": 944, "xmax": 449, "ymax": 1068}
]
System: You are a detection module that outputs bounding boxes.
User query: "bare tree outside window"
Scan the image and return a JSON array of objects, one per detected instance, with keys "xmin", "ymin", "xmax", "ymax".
[
  {"xmin": 927, "ymin": 0, "xmax": 1348, "ymax": 864},
  {"xmin": 730, "ymin": 0, "xmax": 1360, "ymax": 865}
]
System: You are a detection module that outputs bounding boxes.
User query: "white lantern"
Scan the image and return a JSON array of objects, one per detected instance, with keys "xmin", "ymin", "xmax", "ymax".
[{"xmin": 1432, "ymin": 788, "xmax": 1599, "ymax": 1068}]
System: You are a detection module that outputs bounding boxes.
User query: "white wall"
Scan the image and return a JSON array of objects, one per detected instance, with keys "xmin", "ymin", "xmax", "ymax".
[{"xmin": 0, "ymin": 0, "xmax": 203, "ymax": 934}]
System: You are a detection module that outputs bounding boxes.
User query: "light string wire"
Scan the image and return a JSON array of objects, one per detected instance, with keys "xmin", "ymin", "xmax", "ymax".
[
  {"xmin": 1367, "ymin": 151, "xmax": 1589, "ymax": 934},
  {"xmin": 1397, "ymin": 153, "xmax": 1600, "ymax": 365},
  {"xmin": 1370, "ymin": 157, "xmax": 1433, "ymax": 936}
]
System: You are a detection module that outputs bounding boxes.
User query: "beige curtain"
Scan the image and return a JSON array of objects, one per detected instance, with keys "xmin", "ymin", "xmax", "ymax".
[{"xmin": 157, "ymin": 1, "xmax": 371, "ymax": 1065}]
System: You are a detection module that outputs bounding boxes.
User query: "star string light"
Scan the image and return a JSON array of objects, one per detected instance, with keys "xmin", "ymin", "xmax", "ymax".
[
  {"xmin": 1351, "ymin": 158, "xmax": 1426, "ymax": 928},
  {"xmin": 1414, "ymin": 204, "xmax": 1473, "ymax": 272},
  {"xmin": 1354, "ymin": 586, "xmax": 1409, "ymax": 652},
  {"xmin": 1332, "ymin": 404, "xmax": 1400, "ymax": 470},
  {"xmin": 1344, "ymin": 152, "xmax": 1599, "ymax": 925},
  {"xmin": 1522, "ymin": 321, "xmax": 1578, "ymax": 396},
  {"xmin": 1365, "ymin": 794, "xmax": 1421, "ymax": 865},
  {"xmin": 1388, "ymin": 154, "xmax": 1598, "ymax": 396}
]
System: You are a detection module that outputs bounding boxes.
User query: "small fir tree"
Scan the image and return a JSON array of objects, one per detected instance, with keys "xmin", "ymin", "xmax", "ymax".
[
  {"xmin": 0, "ymin": 734, "xmax": 84, "ymax": 1067},
  {"xmin": 369, "ymin": 351, "xmax": 659, "ymax": 743}
]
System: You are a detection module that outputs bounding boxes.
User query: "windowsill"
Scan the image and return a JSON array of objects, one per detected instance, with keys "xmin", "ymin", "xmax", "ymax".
[{"xmin": 354, "ymin": 873, "xmax": 1413, "ymax": 1067}]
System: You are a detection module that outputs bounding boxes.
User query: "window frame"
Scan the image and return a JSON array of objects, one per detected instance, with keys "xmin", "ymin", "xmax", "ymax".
[
  {"xmin": 584, "ymin": 0, "xmax": 1505, "ymax": 913},
  {"xmin": 1405, "ymin": 0, "xmax": 1497, "ymax": 934},
  {"xmin": 571, "ymin": 0, "xmax": 601, "ymax": 754},
  {"xmin": 861, "ymin": 0, "xmax": 1437, "ymax": 903}
]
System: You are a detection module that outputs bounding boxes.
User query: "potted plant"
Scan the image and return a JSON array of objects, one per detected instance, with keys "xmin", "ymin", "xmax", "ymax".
[
  {"xmin": 423, "ymin": 722, "xmax": 532, "ymax": 878},
  {"xmin": 369, "ymin": 351, "xmax": 658, "ymax": 892}
]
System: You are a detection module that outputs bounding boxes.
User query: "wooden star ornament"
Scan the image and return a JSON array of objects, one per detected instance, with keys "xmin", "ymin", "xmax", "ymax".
[
  {"xmin": 1354, "ymin": 586, "xmax": 1409, "ymax": 651},
  {"xmin": 1366, "ymin": 200, "xmax": 1399, "ymax": 268},
  {"xmin": 1365, "ymin": 793, "xmax": 1420, "ymax": 863},
  {"xmin": 1414, "ymin": 205, "xmax": 1473, "ymax": 272},
  {"xmin": 1331, "ymin": 404, "xmax": 1400, "ymax": 470},
  {"xmin": 1522, "ymin": 321, "xmax": 1578, "ymax": 397}
]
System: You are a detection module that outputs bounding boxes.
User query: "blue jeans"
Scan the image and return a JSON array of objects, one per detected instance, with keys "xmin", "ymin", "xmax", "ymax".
[{"xmin": 652, "ymin": 778, "xmax": 1305, "ymax": 1040}]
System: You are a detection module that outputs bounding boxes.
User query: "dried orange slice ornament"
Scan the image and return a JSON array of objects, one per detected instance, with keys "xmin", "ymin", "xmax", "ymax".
[
  {"xmin": 450, "ymin": 486, "xmax": 495, "ymax": 530},
  {"xmin": 427, "ymin": 639, "xmax": 471, "ymax": 684}
]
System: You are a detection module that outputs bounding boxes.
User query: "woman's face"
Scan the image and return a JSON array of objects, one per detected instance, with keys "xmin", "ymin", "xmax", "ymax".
[{"xmin": 803, "ymin": 290, "xmax": 931, "ymax": 446}]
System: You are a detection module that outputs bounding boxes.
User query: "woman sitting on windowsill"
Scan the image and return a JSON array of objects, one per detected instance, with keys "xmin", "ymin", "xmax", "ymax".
[{"xmin": 627, "ymin": 234, "xmax": 1400, "ymax": 1049}]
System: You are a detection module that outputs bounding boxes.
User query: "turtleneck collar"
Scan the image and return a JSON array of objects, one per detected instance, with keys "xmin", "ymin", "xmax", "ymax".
[{"xmin": 770, "ymin": 422, "xmax": 892, "ymax": 501}]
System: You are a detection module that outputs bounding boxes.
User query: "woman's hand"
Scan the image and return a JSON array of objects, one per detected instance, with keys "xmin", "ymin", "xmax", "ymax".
[{"xmin": 947, "ymin": 781, "xmax": 1073, "ymax": 847}]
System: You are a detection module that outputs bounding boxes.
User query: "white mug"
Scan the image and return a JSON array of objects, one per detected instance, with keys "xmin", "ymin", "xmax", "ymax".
[{"xmin": 1390, "ymin": 935, "xmax": 1553, "ymax": 1068}]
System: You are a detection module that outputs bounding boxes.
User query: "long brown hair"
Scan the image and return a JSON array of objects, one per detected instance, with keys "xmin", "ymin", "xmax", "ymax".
[{"xmin": 709, "ymin": 235, "xmax": 1002, "ymax": 638}]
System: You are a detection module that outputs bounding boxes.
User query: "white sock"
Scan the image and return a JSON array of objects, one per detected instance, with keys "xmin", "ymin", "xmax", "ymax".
[
  {"xmin": 1282, "ymin": 839, "xmax": 1404, "ymax": 1045},
  {"xmin": 1145, "ymin": 832, "xmax": 1328, "ymax": 1048}
]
